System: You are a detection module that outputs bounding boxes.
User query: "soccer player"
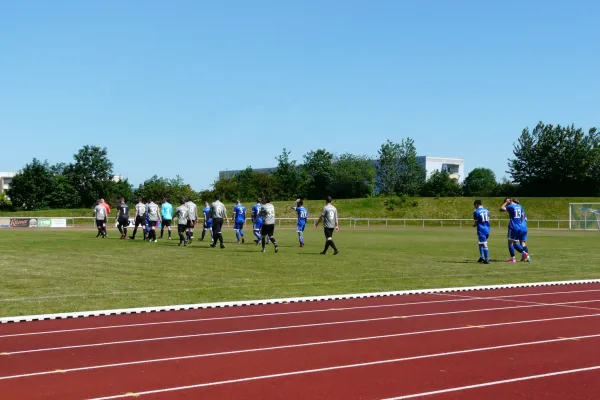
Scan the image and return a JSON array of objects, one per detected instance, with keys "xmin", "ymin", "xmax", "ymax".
[
  {"xmin": 500, "ymin": 198, "xmax": 531, "ymax": 263},
  {"xmin": 93, "ymin": 199, "xmax": 107, "ymax": 238},
  {"xmin": 210, "ymin": 195, "xmax": 228, "ymax": 249},
  {"xmin": 175, "ymin": 198, "xmax": 190, "ymax": 246},
  {"xmin": 258, "ymin": 198, "xmax": 278, "ymax": 253},
  {"xmin": 233, "ymin": 200, "xmax": 247, "ymax": 244},
  {"xmin": 160, "ymin": 198, "xmax": 173, "ymax": 240},
  {"xmin": 291, "ymin": 199, "xmax": 308, "ymax": 247},
  {"xmin": 129, "ymin": 199, "xmax": 147, "ymax": 240},
  {"xmin": 115, "ymin": 197, "xmax": 130, "ymax": 239},
  {"xmin": 251, "ymin": 198, "xmax": 263, "ymax": 244},
  {"xmin": 100, "ymin": 199, "xmax": 111, "ymax": 237},
  {"xmin": 201, "ymin": 201, "xmax": 213, "ymax": 242},
  {"xmin": 146, "ymin": 199, "xmax": 161, "ymax": 242},
  {"xmin": 185, "ymin": 198, "xmax": 198, "ymax": 243},
  {"xmin": 315, "ymin": 196, "xmax": 339, "ymax": 255},
  {"xmin": 473, "ymin": 200, "xmax": 491, "ymax": 264}
]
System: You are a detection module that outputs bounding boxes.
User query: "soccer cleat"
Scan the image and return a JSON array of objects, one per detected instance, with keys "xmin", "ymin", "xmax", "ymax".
[
  {"xmin": 261, "ymin": 249, "xmax": 266, "ymax": 253},
  {"xmin": 210, "ymin": 243, "xmax": 216, "ymax": 248},
  {"xmin": 129, "ymin": 236, "xmax": 135, "ymax": 240},
  {"xmin": 274, "ymin": 245, "xmax": 279, "ymax": 253},
  {"xmin": 254, "ymin": 240, "xmax": 260, "ymax": 245},
  {"xmin": 320, "ymin": 251, "xmax": 327, "ymax": 255},
  {"xmin": 242, "ymin": 237, "xmax": 245, "ymax": 244},
  {"xmin": 333, "ymin": 250, "xmax": 339, "ymax": 255},
  {"xmin": 484, "ymin": 260, "xmax": 490, "ymax": 264},
  {"xmin": 507, "ymin": 259, "xmax": 517, "ymax": 263},
  {"xmin": 477, "ymin": 257, "xmax": 485, "ymax": 263},
  {"xmin": 300, "ymin": 243, "xmax": 304, "ymax": 248},
  {"xmin": 220, "ymin": 244, "xmax": 226, "ymax": 249},
  {"xmin": 521, "ymin": 252, "xmax": 529, "ymax": 262}
]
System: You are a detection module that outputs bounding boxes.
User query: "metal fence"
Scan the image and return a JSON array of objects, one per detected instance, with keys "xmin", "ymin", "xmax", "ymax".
[{"xmin": 63, "ymin": 217, "xmax": 575, "ymax": 230}]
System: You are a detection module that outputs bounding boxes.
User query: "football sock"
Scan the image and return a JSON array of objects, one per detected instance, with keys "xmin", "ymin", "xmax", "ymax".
[
  {"xmin": 168, "ymin": 229, "xmax": 171, "ymax": 238},
  {"xmin": 239, "ymin": 229, "xmax": 244, "ymax": 238},
  {"xmin": 483, "ymin": 247, "xmax": 489, "ymax": 262},
  {"xmin": 323, "ymin": 242, "xmax": 330, "ymax": 253},
  {"xmin": 261, "ymin": 236, "xmax": 266, "ymax": 250},
  {"xmin": 160, "ymin": 227, "xmax": 164, "ymax": 238},
  {"xmin": 118, "ymin": 226, "xmax": 123, "ymax": 235},
  {"xmin": 270, "ymin": 236, "xmax": 277, "ymax": 246},
  {"xmin": 514, "ymin": 243, "xmax": 524, "ymax": 253},
  {"xmin": 132, "ymin": 228, "xmax": 137, "ymax": 239},
  {"xmin": 479, "ymin": 244, "xmax": 484, "ymax": 258},
  {"xmin": 508, "ymin": 244, "xmax": 515, "ymax": 257},
  {"xmin": 299, "ymin": 234, "xmax": 304, "ymax": 245},
  {"xmin": 235, "ymin": 230, "xmax": 240, "ymax": 242},
  {"xmin": 254, "ymin": 231, "xmax": 261, "ymax": 240},
  {"xmin": 123, "ymin": 227, "xmax": 128, "ymax": 236},
  {"xmin": 328, "ymin": 240, "xmax": 338, "ymax": 252},
  {"xmin": 523, "ymin": 245, "xmax": 529, "ymax": 253},
  {"xmin": 218, "ymin": 233, "xmax": 224, "ymax": 245}
]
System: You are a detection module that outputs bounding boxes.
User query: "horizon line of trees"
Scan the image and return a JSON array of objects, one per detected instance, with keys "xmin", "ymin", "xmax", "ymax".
[{"xmin": 2, "ymin": 121, "xmax": 598, "ymax": 211}]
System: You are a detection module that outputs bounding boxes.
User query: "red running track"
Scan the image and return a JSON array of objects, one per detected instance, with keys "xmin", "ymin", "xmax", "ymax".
[{"xmin": 1, "ymin": 283, "xmax": 600, "ymax": 399}]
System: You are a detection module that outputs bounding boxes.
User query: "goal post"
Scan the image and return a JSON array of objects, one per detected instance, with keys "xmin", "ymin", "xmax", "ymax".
[{"xmin": 569, "ymin": 203, "xmax": 600, "ymax": 230}]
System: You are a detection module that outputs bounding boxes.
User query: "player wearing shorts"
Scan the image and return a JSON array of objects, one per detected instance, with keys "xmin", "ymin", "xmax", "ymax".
[
  {"xmin": 175, "ymin": 198, "xmax": 189, "ymax": 246},
  {"xmin": 146, "ymin": 199, "xmax": 161, "ymax": 242},
  {"xmin": 201, "ymin": 202, "xmax": 213, "ymax": 242},
  {"xmin": 160, "ymin": 199, "xmax": 173, "ymax": 240},
  {"xmin": 315, "ymin": 196, "xmax": 339, "ymax": 255},
  {"xmin": 251, "ymin": 199, "xmax": 263, "ymax": 245},
  {"xmin": 185, "ymin": 198, "xmax": 198, "ymax": 243},
  {"xmin": 500, "ymin": 198, "xmax": 531, "ymax": 263},
  {"xmin": 210, "ymin": 195, "xmax": 228, "ymax": 249},
  {"xmin": 258, "ymin": 198, "xmax": 278, "ymax": 253},
  {"xmin": 129, "ymin": 199, "xmax": 147, "ymax": 240},
  {"xmin": 233, "ymin": 200, "xmax": 247, "ymax": 244},
  {"xmin": 115, "ymin": 197, "xmax": 130, "ymax": 239},
  {"xmin": 473, "ymin": 200, "xmax": 491, "ymax": 264},
  {"xmin": 291, "ymin": 199, "xmax": 308, "ymax": 247},
  {"xmin": 93, "ymin": 199, "xmax": 107, "ymax": 238},
  {"xmin": 100, "ymin": 199, "xmax": 111, "ymax": 237}
]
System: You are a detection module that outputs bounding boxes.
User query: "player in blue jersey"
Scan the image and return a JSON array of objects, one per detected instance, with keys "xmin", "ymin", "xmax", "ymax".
[
  {"xmin": 291, "ymin": 199, "xmax": 309, "ymax": 247},
  {"xmin": 251, "ymin": 198, "xmax": 263, "ymax": 245},
  {"xmin": 233, "ymin": 200, "xmax": 247, "ymax": 244},
  {"xmin": 472, "ymin": 200, "xmax": 491, "ymax": 264},
  {"xmin": 160, "ymin": 198, "xmax": 173, "ymax": 240},
  {"xmin": 500, "ymin": 198, "xmax": 531, "ymax": 263},
  {"xmin": 200, "ymin": 202, "xmax": 213, "ymax": 242}
]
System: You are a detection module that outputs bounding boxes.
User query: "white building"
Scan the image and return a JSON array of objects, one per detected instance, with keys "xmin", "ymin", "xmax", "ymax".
[
  {"xmin": 417, "ymin": 156, "xmax": 465, "ymax": 183},
  {"xmin": 0, "ymin": 172, "xmax": 16, "ymax": 194}
]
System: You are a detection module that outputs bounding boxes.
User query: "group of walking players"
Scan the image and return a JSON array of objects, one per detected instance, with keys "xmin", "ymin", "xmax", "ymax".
[{"xmin": 93, "ymin": 196, "xmax": 341, "ymax": 254}]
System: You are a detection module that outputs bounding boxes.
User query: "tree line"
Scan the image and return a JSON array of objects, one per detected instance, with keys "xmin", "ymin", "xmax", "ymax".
[{"xmin": 2, "ymin": 121, "xmax": 598, "ymax": 211}]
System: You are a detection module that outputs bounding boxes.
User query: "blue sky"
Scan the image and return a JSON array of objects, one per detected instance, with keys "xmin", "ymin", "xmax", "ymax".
[{"xmin": 1, "ymin": 0, "xmax": 598, "ymax": 190}]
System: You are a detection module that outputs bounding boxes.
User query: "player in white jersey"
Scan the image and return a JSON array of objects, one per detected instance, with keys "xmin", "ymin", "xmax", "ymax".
[
  {"xmin": 146, "ymin": 199, "xmax": 162, "ymax": 243},
  {"xmin": 185, "ymin": 198, "xmax": 198, "ymax": 243},
  {"xmin": 258, "ymin": 198, "xmax": 278, "ymax": 253},
  {"xmin": 93, "ymin": 199, "xmax": 107, "ymax": 238},
  {"xmin": 315, "ymin": 196, "xmax": 339, "ymax": 255}
]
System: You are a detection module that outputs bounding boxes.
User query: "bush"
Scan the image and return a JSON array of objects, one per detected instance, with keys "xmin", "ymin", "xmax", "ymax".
[
  {"xmin": 385, "ymin": 194, "xmax": 418, "ymax": 211},
  {"xmin": 0, "ymin": 192, "xmax": 13, "ymax": 211}
]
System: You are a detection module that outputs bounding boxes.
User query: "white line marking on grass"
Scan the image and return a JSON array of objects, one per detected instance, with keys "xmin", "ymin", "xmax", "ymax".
[
  {"xmin": 2, "ymin": 279, "xmax": 599, "ymax": 324},
  {"xmin": 3, "ymin": 301, "xmax": 598, "ymax": 355},
  {"xmin": 2, "ymin": 313, "xmax": 599, "ymax": 381},
  {"xmin": 381, "ymin": 365, "xmax": 600, "ymax": 399},
  {"xmin": 5, "ymin": 288, "xmax": 599, "ymax": 338},
  {"xmin": 86, "ymin": 335, "xmax": 600, "ymax": 399}
]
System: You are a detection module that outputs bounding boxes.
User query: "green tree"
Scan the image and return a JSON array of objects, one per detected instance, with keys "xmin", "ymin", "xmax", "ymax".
[
  {"xmin": 462, "ymin": 168, "xmax": 497, "ymax": 196},
  {"xmin": 232, "ymin": 167, "xmax": 259, "ymax": 201},
  {"xmin": 330, "ymin": 153, "xmax": 375, "ymax": 198},
  {"xmin": 492, "ymin": 177, "xmax": 520, "ymax": 197},
  {"xmin": 64, "ymin": 146, "xmax": 114, "ymax": 206},
  {"xmin": 421, "ymin": 170, "xmax": 463, "ymax": 197},
  {"xmin": 211, "ymin": 177, "xmax": 239, "ymax": 202},
  {"xmin": 252, "ymin": 172, "xmax": 277, "ymax": 201},
  {"xmin": 134, "ymin": 175, "xmax": 196, "ymax": 203},
  {"xmin": 272, "ymin": 149, "xmax": 299, "ymax": 200},
  {"xmin": 104, "ymin": 178, "xmax": 134, "ymax": 206},
  {"xmin": 0, "ymin": 192, "xmax": 13, "ymax": 211},
  {"xmin": 508, "ymin": 122, "xmax": 600, "ymax": 196},
  {"xmin": 376, "ymin": 140, "xmax": 401, "ymax": 196},
  {"xmin": 300, "ymin": 149, "xmax": 334, "ymax": 199},
  {"xmin": 47, "ymin": 174, "xmax": 81, "ymax": 209},
  {"xmin": 396, "ymin": 138, "xmax": 426, "ymax": 196},
  {"xmin": 6, "ymin": 159, "xmax": 54, "ymax": 209}
]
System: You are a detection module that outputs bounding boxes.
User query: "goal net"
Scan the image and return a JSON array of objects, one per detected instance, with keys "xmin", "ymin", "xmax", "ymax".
[{"xmin": 569, "ymin": 203, "xmax": 600, "ymax": 230}]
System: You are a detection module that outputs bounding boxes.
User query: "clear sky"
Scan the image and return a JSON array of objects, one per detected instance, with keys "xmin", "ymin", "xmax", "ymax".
[{"xmin": 1, "ymin": 0, "xmax": 598, "ymax": 190}]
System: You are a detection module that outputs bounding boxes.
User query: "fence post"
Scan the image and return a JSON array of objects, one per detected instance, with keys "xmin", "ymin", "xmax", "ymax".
[
  {"xmin": 404, "ymin": 219, "xmax": 406, "ymax": 228},
  {"xmin": 422, "ymin": 219, "xmax": 425, "ymax": 228},
  {"xmin": 368, "ymin": 219, "xmax": 370, "ymax": 227},
  {"xmin": 386, "ymin": 219, "xmax": 388, "ymax": 227},
  {"xmin": 558, "ymin": 220, "xmax": 560, "ymax": 229},
  {"xmin": 538, "ymin": 220, "xmax": 540, "ymax": 229}
]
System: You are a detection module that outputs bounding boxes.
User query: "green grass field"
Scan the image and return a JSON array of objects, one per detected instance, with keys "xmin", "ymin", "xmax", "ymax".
[{"xmin": 1, "ymin": 226, "xmax": 599, "ymax": 318}]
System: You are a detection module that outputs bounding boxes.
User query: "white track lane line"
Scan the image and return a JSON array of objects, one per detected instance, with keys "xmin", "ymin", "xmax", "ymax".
[
  {"xmin": 4, "ymin": 288, "xmax": 600, "ymax": 339},
  {"xmin": 381, "ymin": 365, "xmax": 600, "ymax": 399},
  {"xmin": 2, "ymin": 300, "xmax": 599, "ymax": 355},
  {"xmin": 436, "ymin": 292, "xmax": 600, "ymax": 311},
  {"xmin": 87, "ymin": 335, "xmax": 600, "ymax": 400},
  {"xmin": 2, "ymin": 313, "xmax": 600, "ymax": 381}
]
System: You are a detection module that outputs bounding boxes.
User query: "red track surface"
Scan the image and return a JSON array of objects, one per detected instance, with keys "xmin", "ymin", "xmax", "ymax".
[{"xmin": 1, "ymin": 283, "xmax": 600, "ymax": 399}]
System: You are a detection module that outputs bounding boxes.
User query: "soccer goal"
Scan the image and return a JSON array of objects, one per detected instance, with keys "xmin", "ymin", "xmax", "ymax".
[{"xmin": 569, "ymin": 203, "xmax": 600, "ymax": 230}]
